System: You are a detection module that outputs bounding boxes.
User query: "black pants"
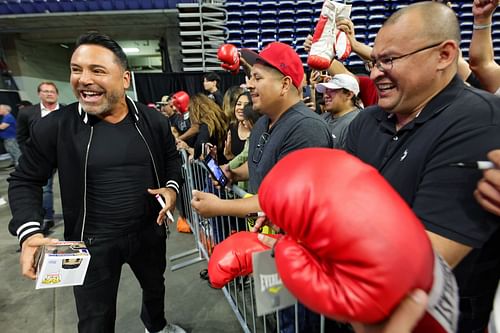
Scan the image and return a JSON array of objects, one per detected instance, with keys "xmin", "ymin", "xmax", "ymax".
[{"xmin": 73, "ymin": 224, "xmax": 167, "ymax": 333}]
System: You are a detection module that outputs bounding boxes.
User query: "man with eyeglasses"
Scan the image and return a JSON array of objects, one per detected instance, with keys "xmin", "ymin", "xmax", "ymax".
[
  {"xmin": 16, "ymin": 81, "xmax": 61, "ymax": 235},
  {"xmin": 345, "ymin": 2, "xmax": 500, "ymax": 332}
]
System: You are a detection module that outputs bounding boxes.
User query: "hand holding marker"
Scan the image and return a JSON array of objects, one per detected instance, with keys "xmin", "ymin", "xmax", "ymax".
[
  {"xmin": 449, "ymin": 161, "xmax": 495, "ymax": 170},
  {"xmin": 155, "ymin": 194, "xmax": 175, "ymax": 224}
]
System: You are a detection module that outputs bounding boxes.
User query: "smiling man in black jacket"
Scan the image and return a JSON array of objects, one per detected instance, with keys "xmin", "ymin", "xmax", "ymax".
[{"xmin": 8, "ymin": 33, "xmax": 185, "ymax": 333}]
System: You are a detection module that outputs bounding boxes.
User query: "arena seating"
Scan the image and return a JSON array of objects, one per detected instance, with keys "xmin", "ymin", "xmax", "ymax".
[
  {"xmin": 0, "ymin": 0, "xmax": 197, "ymax": 14},
  {"xmin": 224, "ymin": 0, "xmax": 500, "ymax": 69},
  {"xmin": 0, "ymin": 1, "xmax": 498, "ymax": 71}
]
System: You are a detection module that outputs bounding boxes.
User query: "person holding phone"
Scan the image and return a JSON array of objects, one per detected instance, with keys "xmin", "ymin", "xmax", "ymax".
[{"xmin": 176, "ymin": 93, "xmax": 228, "ymax": 163}]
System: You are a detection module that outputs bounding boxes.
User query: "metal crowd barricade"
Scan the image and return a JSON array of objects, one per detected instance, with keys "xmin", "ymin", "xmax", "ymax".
[{"xmin": 169, "ymin": 149, "xmax": 327, "ymax": 333}]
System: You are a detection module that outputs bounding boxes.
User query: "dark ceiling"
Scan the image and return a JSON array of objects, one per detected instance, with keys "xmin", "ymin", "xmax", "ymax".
[{"xmin": 0, "ymin": 10, "xmax": 179, "ymax": 43}]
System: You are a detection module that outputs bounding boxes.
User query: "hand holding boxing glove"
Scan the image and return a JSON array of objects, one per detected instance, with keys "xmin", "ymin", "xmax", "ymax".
[
  {"xmin": 258, "ymin": 148, "xmax": 458, "ymax": 332},
  {"xmin": 171, "ymin": 91, "xmax": 189, "ymax": 114},
  {"xmin": 217, "ymin": 44, "xmax": 240, "ymax": 74},
  {"xmin": 208, "ymin": 231, "xmax": 279, "ymax": 288}
]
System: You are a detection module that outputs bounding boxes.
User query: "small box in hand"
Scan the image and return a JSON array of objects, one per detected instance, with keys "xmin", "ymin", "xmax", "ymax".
[{"xmin": 35, "ymin": 241, "xmax": 91, "ymax": 289}]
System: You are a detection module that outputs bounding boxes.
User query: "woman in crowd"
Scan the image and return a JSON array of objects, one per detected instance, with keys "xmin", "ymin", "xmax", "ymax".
[
  {"xmin": 176, "ymin": 93, "xmax": 228, "ymax": 164},
  {"xmin": 223, "ymin": 90, "xmax": 251, "ymax": 162}
]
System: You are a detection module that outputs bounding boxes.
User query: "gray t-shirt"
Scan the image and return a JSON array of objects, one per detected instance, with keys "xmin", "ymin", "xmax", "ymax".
[
  {"xmin": 247, "ymin": 101, "xmax": 333, "ymax": 193},
  {"xmin": 321, "ymin": 108, "xmax": 361, "ymax": 149}
]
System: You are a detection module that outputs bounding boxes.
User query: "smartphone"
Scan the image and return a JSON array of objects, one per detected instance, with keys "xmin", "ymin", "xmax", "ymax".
[
  {"xmin": 204, "ymin": 154, "xmax": 229, "ymax": 187},
  {"xmin": 302, "ymin": 85, "xmax": 311, "ymax": 100},
  {"xmin": 202, "ymin": 142, "xmax": 216, "ymax": 160}
]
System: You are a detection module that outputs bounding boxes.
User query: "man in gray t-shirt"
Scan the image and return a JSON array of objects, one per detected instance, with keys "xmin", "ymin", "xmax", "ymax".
[
  {"xmin": 192, "ymin": 42, "xmax": 332, "ymax": 217},
  {"xmin": 317, "ymin": 74, "xmax": 363, "ymax": 149}
]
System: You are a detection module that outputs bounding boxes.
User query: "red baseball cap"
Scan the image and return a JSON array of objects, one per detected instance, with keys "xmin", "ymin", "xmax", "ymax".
[{"xmin": 241, "ymin": 42, "xmax": 304, "ymax": 90}]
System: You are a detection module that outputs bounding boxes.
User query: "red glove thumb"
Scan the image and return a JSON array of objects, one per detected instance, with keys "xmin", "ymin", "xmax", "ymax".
[{"xmin": 208, "ymin": 231, "xmax": 279, "ymax": 288}]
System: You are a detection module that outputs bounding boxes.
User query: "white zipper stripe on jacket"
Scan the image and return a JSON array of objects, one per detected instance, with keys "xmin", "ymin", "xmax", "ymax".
[
  {"xmin": 80, "ymin": 126, "xmax": 94, "ymax": 241},
  {"xmin": 135, "ymin": 123, "xmax": 161, "ymax": 188},
  {"xmin": 78, "ymin": 99, "xmax": 161, "ymax": 241},
  {"xmin": 126, "ymin": 95, "xmax": 161, "ymax": 188}
]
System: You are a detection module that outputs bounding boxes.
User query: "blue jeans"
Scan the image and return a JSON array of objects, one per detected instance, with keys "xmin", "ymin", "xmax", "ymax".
[
  {"xmin": 43, "ymin": 173, "xmax": 54, "ymax": 220},
  {"xmin": 3, "ymin": 138, "xmax": 21, "ymax": 166}
]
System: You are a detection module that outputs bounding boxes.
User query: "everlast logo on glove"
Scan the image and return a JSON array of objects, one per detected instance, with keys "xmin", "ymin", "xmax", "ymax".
[
  {"xmin": 416, "ymin": 253, "xmax": 459, "ymax": 333},
  {"xmin": 253, "ymin": 250, "xmax": 296, "ymax": 316}
]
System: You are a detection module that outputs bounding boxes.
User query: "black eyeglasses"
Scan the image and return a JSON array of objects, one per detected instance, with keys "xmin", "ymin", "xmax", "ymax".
[
  {"xmin": 365, "ymin": 41, "xmax": 444, "ymax": 73},
  {"xmin": 252, "ymin": 132, "xmax": 270, "ymax": 164}
]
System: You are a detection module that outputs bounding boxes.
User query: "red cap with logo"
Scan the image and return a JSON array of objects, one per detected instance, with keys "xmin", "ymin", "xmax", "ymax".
[{"xmin": 241, "ymin": 42, "xmax": 304, "ymax": 90}]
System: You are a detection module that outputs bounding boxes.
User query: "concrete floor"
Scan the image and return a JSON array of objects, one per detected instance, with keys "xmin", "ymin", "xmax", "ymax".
[{"xmin": 0, "ymin": 165, "xmax": 243, "ymax": 333}]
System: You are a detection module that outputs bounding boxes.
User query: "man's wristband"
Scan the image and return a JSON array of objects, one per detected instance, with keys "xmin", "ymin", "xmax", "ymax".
[{"xmin": 473, "ymin": 23, "xmax": 492, "ymax": 30}]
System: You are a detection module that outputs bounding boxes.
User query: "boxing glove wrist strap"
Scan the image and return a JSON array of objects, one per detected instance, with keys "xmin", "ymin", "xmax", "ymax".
[{"xmin": 423, "ymin": 253, "xmax": 459, "ymax": 333}]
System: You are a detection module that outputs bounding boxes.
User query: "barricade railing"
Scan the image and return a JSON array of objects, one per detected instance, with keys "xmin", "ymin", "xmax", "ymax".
[{"xmin": 169, "ymin": 149, "xmax": 328, "ymax": 333}]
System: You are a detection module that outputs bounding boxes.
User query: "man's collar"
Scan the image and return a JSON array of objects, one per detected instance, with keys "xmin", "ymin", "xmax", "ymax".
[{"xmin": 40, "ymin": 102, "xmax": 59, "ymax": 111}]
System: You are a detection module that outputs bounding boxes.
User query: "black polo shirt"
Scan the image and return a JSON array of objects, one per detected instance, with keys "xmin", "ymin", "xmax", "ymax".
[
  {"xmin": 248, "ymin": 101, "xmax": 333, "ymax": 194},
  {"xmin": 346, "ymin": 76, "xmax": 500, "ymax": 247},
  {"xmin": 346, "ymin": 76, "xmax": 500, "ymax": 326}
]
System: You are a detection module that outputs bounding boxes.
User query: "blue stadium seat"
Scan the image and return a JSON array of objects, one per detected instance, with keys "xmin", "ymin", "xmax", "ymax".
[
  {"xmin": 33, "ymin": 0, "xmax": 48, "ymax": 13},
  {"xmin": 243, "ymin": 39, "xmax": 259, "ymax": 50},
  {"xmin": 0, "ymin": 1, "xmax": 10, "ymax": 15},
  {"xmin": 295, "ymin": 17, "xmax": 312, "ymax": 26},
  {"xmin": 260, "ymin": 1, "xmax": 276, "ymax": 10},
  {"xmin": 351, "ymin": 14, "xmax": 367, "ymax": 25},
  {"xmin": 243, "ymin": 10, "xmax": 260, "ymax": 20},
  {"xmin": 243, "ymin": 1, "xmax": 259, "ymax": 12},
  {"xmin": 152, "ymin": 0, "xmax": 168, "ymax": 9},
  {"xmin": 260, "ymin": 9, "xmax": 276, "ymax": 20},
  {"xmin": 100, "ymin": 0, "xmax": 113, "ymax": 11},
  {"xmin": 296, "ymin": 8, "xmax": 313, "ymax": 17},
  {"xmin": 226, "ymin": 20, "xmax": 241, "ymax": 30},
  {"xmin": 225, "ymin": 1, "xmax": 242, "ymax": 11},
  {"xmin": 279, "ymin": 1, "xmax": 295, "ymax": 10},
  {"xmin": 260, "ymin": 18, "xmax": 276, "ymax": 29},
  {"xmin": 243, "ymin": 19, "xmax": 259, "ymax": 29},
  {"xmin": 279, "ymin": 9, "xmax": 295, "ymax": 19},
  {"xmin": 226, "ymin": 38, "xmax": 242, "ymax": 48},
  {"xmin": 350, "ymin": 5, "xmax": 367, "ymax": 15},
  {"xmin": 6, "ymin": 0, "xmax": 26, "ymax": 14}
]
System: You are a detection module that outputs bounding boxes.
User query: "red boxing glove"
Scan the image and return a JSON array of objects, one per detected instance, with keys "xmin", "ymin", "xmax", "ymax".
[
  {"xmin": 307, "ymin": 0, "xmax": 336, "ymax": 70},
  {"xmin": 335, "ymin": 30, "xmax": 351, "ymax": 61},
  {"xmin": 217, "ymin": 44, "xmax": 240, "ymax": 74},
  {"xmin": 258, "ymin": 148, "xmax": 458, "ymax": 332},
  {"xmin": 308, "ymin": 1, "xmax": 352, "ymax": 69},
  {"xmin": 171, "ymin": 91, "xmax": 189, "ymax": 114},
  {"xmin": 208, "ymin": 231, "xmax": 279, "ymax": 288}
]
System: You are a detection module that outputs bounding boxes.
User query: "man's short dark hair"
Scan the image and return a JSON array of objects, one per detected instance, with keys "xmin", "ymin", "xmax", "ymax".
[
  {"xmin": 203, "ymin": 72, "xmax": 221, "ymax": 85},
  {"xmin": 74, "ymin": 32, "xmax": 129, "ymax": 70},
  {"xmin": 37, "ymin": 81, "xmax": 58, "ymax": 94}
]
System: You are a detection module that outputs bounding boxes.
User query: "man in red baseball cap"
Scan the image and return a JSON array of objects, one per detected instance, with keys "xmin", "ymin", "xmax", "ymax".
[
  {"xmin": 192, "ymin": 42, "xmax": 333, "ymax": 332},
  {"xmin": 191, "ymin": 41, "xmax": 332, "ymax": 225}
]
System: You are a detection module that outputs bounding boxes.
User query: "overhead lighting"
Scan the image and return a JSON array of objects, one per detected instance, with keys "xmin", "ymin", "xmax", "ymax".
[
  {"xmin": 123, "ymin": 47, "xmax": 140, "ymax": 54},
  {"xmin": 59, "ymin": 43, "xmax": 69, "ymax": 49}
]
